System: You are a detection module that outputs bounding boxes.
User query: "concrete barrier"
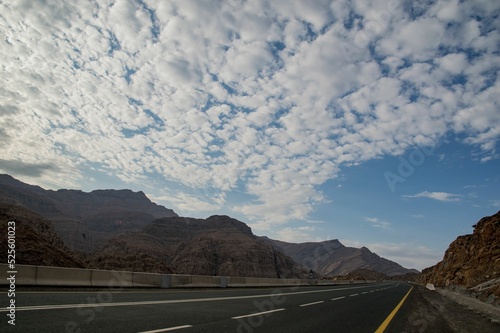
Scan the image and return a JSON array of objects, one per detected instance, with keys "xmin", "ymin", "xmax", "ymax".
[
  {"xmin": 230, "ymin": 277, "xmax": 295, "ymax": 287},
  {"xmin": 0, "ymin": 264, "xmax": 374, "ymax": 288},
  {"xmin": 227, "ymin": 277, "xmax": 247, "ymax": 287},
  {"xmin": 261, "ymin": 278, "xmax": 279, "ymax": 287},
  {"xmin": 226, "ymin": 277, "xmax": 321, "ymax": 288},
  {"xmin": 169, "ymin": 274, "xmax": 192, "ymax": 287},
  {"xmin": 213, "ymin": 276, "xmax": 226, "ymax": 288},
  {"xmin": 132, "ymin": 272, "xmax": 162, "ymax": 287},
  {"xmin": 0, "ymin": 264, "xmax": 38, "ymax": 285},
  {"xmin": 0, "ymin": 264, "xmax": 14, "ymax": 284},
  {"xmin": 281, "ymin": 279, "xmax": 296, "ymax": 286},
  {"xmin": 91, "ymin": 269, "xmax": 133, "ymax": 288},
  {"xmin": 165, "ymin": 274, "xmax": 220, "ymax": 288},
  {"xmin": 287, "ymin": 279, "xmax": 308, "ymax": 286},
  {"xmin": 0, "ymin": 264, "xmax": 9, "ymax": 282},
  {"xmin": 245, "ymin": 277, "xmax": 265, "ymax": 287},
  {"xmin": 0, "ymin": 264, "xmax": 7, "ymax": 274},
  {"xmin": 260, "ymin": 278, "xmax": 280, "ymax": 286},
  {"xmin": 161, "ymin": 274, "xmax": 172, "ymax": 288},
  {"xmin": 16, "ymin": 265, "xmax": 38, "ymax": 285},
  {"xmin": 37, "ymin": 266, "xmax": 92, "ymax": 286},
  {"xmin": 191, "ymin": 275, "xmax": 218, "ymax": 287},
  {"xmin": 332, "ymin": 280, "xmax": 351, "ymax": 285}
]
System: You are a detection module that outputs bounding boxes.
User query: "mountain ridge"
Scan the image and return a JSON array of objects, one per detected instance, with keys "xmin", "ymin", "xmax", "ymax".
[
  {"xmin": 0, "ymin": 174, "xmax": 417, "ymax": 278},
  {"xmin": 87, "ymin": 215, "xmax": 304, "ymax": 278},
  {"xmin": 0, "ymin": 174, "xmax": 178, "ymax": 252},
  {"xmin": 263, "ymin": 237, "xmax": 419, "ymax": 277}
]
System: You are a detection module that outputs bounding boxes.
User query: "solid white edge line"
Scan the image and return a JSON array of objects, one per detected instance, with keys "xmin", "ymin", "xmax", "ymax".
[
  {"xmin": 232, "ymin": 308, "xmax": 285, "ymax": 319},
  {"xmin": 137, "ymin": 325, "xmax": 193, "ymax": 333},
  {"xmin": 300, "ymin": 301, "xmax": 324, "ymax": 307},
  {"xmin": 2, "ymin": 284, "xmax": 391, "ymax": 312},
  {"xmin": 331, "ymin": 296, "xmax": 346, "ymax": 301}
]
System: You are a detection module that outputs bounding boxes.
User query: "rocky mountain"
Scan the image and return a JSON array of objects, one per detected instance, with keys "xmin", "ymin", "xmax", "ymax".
[
  {"xmin": 0, "ymin": 200, "xmax": 303, "ymax": 278},
  {"xmin": 419, "ymin": 211, "xmax": 500, "ymax": 306},
  {"xmin": 0, "ymin": 174, "xmax": 177, "ymax": 252},
  {"xmin": 344, "ymin": 268, "xmax": 389, "ymax": 281},
  {"xmin": 0, "ymin": 174, "xmax": 418, "ymax": 280},
  {"xmin": 0, "ymin": 203, "xmax": 83, "ymax": 268},
  {"xmin": 264, "ymin": 238, "xmax": 419, "ymax": 277},
  {"xmin": 87, "ymin": 215, "xmax": 304, "ymax": 278}
]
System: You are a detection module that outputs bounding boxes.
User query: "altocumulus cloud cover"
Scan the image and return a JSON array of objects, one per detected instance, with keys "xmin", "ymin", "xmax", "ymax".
[{"xmin": 1, "ymin": 0, "xmax": 499, "ymax": 270}]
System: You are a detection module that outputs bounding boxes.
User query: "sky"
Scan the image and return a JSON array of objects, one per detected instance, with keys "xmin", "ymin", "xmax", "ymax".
[{"xmin": 0, "ymin": 0, "xmax": 499, "ymax": 271}]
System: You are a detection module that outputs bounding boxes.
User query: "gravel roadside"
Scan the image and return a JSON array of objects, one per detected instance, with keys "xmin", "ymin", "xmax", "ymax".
[{"xmin": 389, "ymin": 284, "xmax": 500, "ymax": 333}]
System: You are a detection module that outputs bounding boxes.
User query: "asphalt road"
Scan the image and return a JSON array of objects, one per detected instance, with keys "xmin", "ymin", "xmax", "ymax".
[{"xmin": 1, "ymin": 282, "xmax": 413, "ymax": 333}]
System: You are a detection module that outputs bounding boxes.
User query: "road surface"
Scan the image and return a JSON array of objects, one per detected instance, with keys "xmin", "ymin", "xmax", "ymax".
[{"xmin": 1, "ymin": 282, "xmax": 412, "ymax": 333}]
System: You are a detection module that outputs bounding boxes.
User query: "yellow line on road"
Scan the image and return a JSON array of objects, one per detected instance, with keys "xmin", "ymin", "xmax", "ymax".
[{"xmin": 374, "ymin": 286, "xmax": 413, "ymax": 333}]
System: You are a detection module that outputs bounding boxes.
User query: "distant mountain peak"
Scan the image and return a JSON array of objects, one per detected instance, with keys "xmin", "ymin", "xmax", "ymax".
[
  {"xmin": 263, "ymin": 237, "xmax": 417, "ymax": 277},
  {"xmin": 91, "ymin": 188, "xmax": 147, "ymax": 197}
]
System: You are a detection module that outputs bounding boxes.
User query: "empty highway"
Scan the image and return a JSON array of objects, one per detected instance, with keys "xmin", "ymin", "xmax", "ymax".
[{"xmin": 1, "ymin": 282, "xmax": 412, "ymax": 333}]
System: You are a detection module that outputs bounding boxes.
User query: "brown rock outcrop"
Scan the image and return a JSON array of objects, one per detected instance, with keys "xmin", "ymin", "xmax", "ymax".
[
  {"xmin": 419, "ymin": 211, "xmax": 500, "ymax": 305},
  {"xmin": 88, "ymin": 215, "xmax": 304, "ymax": 278},
  {"xmin": 0, "ymin": 203, "xmax": 83, "ymax": 267}
]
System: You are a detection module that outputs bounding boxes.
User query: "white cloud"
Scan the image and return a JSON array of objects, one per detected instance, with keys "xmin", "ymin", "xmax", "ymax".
[
  {"xmin": 151, "ymin": 192, "xmax": 223, "ymax": 215},
  {"xmin": 377, "ymin": 17, "xmax": 446, "ymax": 61},
  {"xmin": 403, "ymin": 191, "xmax": 461, "ymax": 202},
  {"xmin": 365, "ymin": 217, "xmax": 391, "ymax": 229},
  {"xmin": 433, "ymin": 0, "xmax": 464, "ymax": 23},
  {"xmin": 436, "ymin": 53, "xmax": 468, "ymax": 74},
  {"xmin": 0, "ymin": 0, "xmax": 498, "ymax": 228},
  {"xmin": 342, "ymin": 240, "xmax": 441, "ymax": 271},
  {"xmin": 274, "ymin": 226, "xmax": 317, "ymax": 243}
]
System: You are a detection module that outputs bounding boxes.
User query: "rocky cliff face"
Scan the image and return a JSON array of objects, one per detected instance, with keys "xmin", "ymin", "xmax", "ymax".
[
  {"xmin": 0, "ymin": 203, "xmax": 83, "ymax": 267},
  {"xmin": 87, "ymin": 215, "xmax": 304, "ymax": 278},
  {"xmin": 0, "ymin": 201, "xmax": 304, "ymax": 278},
  {"xmin": 419, "ymin": 211, "xmax": 500, "ymax": 305},
  {"xmin": 265, "ymin": 238, "xmax": 418, "ymax": 277},
  {"xmin": 0, "ymin": 174, "xmax": 178, "ymax": 252}
]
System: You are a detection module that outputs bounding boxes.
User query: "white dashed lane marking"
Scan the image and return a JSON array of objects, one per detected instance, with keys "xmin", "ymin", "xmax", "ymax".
[
  {"xmin": 138, "ymin": 325, "xmax": 193, "ymax": 333},
  {"xmin": 232, "ymin": 308, "xmax": 285, "ymax": 319},
  {"xmin": 300, "ymin": 301, "xmax": 325, "ymax": 307}
]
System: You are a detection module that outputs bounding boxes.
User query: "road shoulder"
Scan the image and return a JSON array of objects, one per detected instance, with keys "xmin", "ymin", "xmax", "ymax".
[{"xmin": 388, "ymin": 284, "xmax": 500, "ymax": 333}]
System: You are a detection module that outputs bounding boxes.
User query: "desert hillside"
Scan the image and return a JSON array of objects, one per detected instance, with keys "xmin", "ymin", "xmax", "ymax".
[
  {"xmin": 87, "ymin": 215, "xmax": 304, "ymax": 278},
  {"xmin": 0, "ymin": 174, "xmax": 418, "ymax": 279},
  {"xmin": 419, "ymin": 211, "xmax": 500, "ymax": 306},
  {"xmin": 0, "ymin": 203, "xmax": 83, "ymax": 268},
  {"xmin": 0, "ymin": 174, "xmax": 177, "ymax": 252}
]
